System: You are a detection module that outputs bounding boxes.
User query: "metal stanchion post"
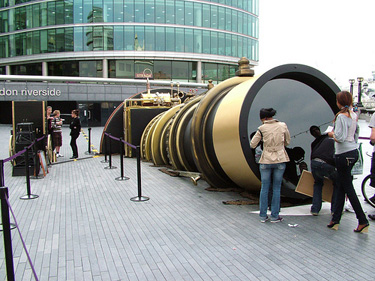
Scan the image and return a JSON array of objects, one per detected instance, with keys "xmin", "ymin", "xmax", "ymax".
[
  {"xmin": 88, "ymin": 128, "xmax": 91, "ymax": 154},
  {"xmin": 100, "ymin": 133, "xmax": 109, "ymax": 163},
  {"xmin": 0, "ymin": 187, "xmax": 15, "ymax": 281},
  {"xmin": 20, "ymin": 147, "xmax": 39, "ymax": 200},
  {"xmin": 0, "ymin": 159, "xmax": 4, "ymax": 187},
  {"xmin": 0, "ymin": 161, "xmax": 16, "ymax": 233},
  {"xmin": 85, "ymin": 128, "xmax": 94, "ymax": 155},
  {"xmin": 115, "ymin": 139, "xmax": 129, "ymax": 181},
  {"xmin": 105, "ymin": 133, "xmax": 117, "ymax": 170},
  {"xmin": 131, "ymin": 146, "xmax": 149, "ymax": 202}
]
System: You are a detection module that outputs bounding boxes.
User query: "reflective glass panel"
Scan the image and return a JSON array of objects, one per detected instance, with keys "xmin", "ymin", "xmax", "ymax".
[{"xmin": 154, "ymin": 60, "xmax": 171, "ymax": 80}]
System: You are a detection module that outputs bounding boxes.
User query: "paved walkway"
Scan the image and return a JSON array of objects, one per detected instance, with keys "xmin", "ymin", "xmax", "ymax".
[{"xmin": 0, "ymin": 121, "xmax": 374, "ymax": 281}]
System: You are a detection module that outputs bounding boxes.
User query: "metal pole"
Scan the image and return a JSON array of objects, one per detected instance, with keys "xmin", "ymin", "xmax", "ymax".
[
  {"xmin": 101, "ymin": 133, "xmax": 108, "ymax": 163},
  {"xmin": 357, "ymin": 78, "xmax": 363, "ymax": 107},
  {"xmin": 25, "ymin": 147, "xmax": 31, "ymax": 197},
  {"xmin": 104, "ymin": 134, "xmax": 116, "ymax": 170},
  {"xmin": 115, "ymin": 139, "xmax": 129, "ymax": 181},
  {"xmin": 130, "ymin": 146, "xmax": 149, "ymax": 202},
  {"xmin": 88, "ymin": 128, "xmax": 91, "ymax": 154},
  {"xmin": 20, "ymin": 148, "xmax": 39, "ymax": 200},
  {"xmin": 0, "ymin": 187, "xmax": 15, "ymax": 281},
  {"xmin": 0, "ymin": 159, "xmax": 4, "ymax": 186}
]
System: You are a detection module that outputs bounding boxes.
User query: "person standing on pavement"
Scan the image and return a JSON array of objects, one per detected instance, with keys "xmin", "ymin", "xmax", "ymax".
[
  {"xmin": 250, "ymin": 108, "xmax": 290, "ymax": 223},
  {"xmin": 52, "ymin": 110, "xmax": 63, "ymax": 158},
  {"xmin": 69, "ymin": 109, "xmax": 81, "ymax": 159},
  {"xmin": 309, "ymin": 125, "xmax": 337, "ymax": 216},
  {"xmin": 327, "ymin": 91, "xmax": 369, "ymax": 232}
]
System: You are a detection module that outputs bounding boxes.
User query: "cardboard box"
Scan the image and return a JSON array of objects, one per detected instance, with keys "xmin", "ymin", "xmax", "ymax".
[{"xmin": 295, "ymin": 170, "xmax": 333, "ymax": 202}]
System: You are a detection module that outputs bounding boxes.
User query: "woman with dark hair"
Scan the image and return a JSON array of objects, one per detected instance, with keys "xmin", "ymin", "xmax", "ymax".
[
  {"xmin": 327, "ymin": 91, "xmax": 369, "ymax": 233},
  {"xmin": 69, "ymin": 109, "xmax": 81, "ymax": 159},
  {"xmin": 250, "ymin": 108, "xmax": 290, "ymax": 223}
]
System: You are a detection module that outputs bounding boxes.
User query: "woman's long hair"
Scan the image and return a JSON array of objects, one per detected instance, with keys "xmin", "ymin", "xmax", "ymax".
[{"xmin": 334, "ymin": 91, "xmax": 353, "ymax": 122}]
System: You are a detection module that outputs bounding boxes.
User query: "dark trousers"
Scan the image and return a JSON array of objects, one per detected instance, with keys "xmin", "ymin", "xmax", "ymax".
[
  {"xmin": 70, "ymin": 134, "xmax": 79, "ymax": 158},
  {"xmin": 332, "ymin": 149, "xmax": 368, "ymax": 224},
  {"xmin": 370, "ymin": 152, "xmax": 375, "ymax": 187}
]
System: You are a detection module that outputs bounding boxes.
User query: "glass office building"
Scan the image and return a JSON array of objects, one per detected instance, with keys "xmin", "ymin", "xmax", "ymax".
[{"xmin": 0, "ymin": 0, "xmax": 259, "ymax": 125}]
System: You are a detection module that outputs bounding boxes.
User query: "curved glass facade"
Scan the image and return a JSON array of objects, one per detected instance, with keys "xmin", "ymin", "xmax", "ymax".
[{"xmin": 0, "ymin": 0, "xmax": 259, "ymax": 82}]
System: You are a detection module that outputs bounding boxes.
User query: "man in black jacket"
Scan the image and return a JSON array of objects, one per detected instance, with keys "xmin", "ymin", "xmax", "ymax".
[{"xmin": 310, "ymin": 126, "xmax": 337, "ymax": 215}]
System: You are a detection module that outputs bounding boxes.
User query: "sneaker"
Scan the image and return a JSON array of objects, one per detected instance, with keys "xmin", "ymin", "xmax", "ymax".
[
  {"xmin": 271, "ymin": 216, "xmax": 284, "ymax": 223},
  {"xmin": 310, "ymin": 211, "xmax": 319, "ymax": 216},
  {"xmin": 260, "ymin": 216, "xmax": 269, "ymax": 223},
  {"xmin": 58, "ymin": 153, "xmax": 63, "ymax": 157}
]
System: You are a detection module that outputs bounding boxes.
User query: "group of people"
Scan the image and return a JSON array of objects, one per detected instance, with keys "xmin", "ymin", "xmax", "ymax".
[
  {"xmin": 250, "ymin": 91, "xmax": 370, "ymax": 233},
  {"xmin": 46, "ymin": 106, "xmax": 82, "ymax": 160}
]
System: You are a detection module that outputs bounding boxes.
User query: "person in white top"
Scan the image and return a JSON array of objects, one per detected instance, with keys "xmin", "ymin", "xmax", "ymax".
[{"xmin": 327, "ymin": 91, "xmax": 369, "ymax": 233}]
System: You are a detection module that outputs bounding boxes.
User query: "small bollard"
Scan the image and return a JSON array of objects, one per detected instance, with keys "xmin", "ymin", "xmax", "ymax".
[
  {"xmin": 101, "ymin": 133, "xmax": 109, "ymax": 163},
  {"xmin": 115, "ymin": 139, "xmax": 129, "ymax": 181},
  {"xmin": 0, "ymin": 187, "xmax": 15, "ymax": 281},
  {"xmin": 20, "ymin": 147, "xmax": 39, "ymax": 200},
  {"xmin": 131, "ymin": 146, "xmax": 149, "ymax": 202},
  {"xmin": 104, "ymin": 133, "xmax": 117, "ymax": 170}
]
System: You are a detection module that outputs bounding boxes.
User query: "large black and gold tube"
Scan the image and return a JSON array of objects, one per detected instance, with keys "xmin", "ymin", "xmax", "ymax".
[
  {"xmin": 142, "ymin": 62, "xmax": 340, "ymax": 197},
  {"xmin": 210, "ymin": 64, "xmax": 339, "ymax": 195}
]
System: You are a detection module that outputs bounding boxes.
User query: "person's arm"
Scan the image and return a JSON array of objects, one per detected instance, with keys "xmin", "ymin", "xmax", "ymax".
[
  {"xmin": 250, "ymin": 130, "xmax": 262, "ymax": 149},
  {"xmin": 330, "ymin": 115, "xmax": 348, "ymax": 143},
  {"xmin": 284, "ymin": 125, "xmax": 291, "ymax": 146}
]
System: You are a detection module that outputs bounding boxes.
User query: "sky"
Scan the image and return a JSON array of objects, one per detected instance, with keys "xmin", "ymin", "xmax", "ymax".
[{"xmin": 254, "ymin": 0, "xmax": 375, "ymax": 89}]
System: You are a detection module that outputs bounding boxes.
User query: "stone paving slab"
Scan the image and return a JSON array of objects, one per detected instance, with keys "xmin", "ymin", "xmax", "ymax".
[{"xmin": 0, "ymin": 122, "xmax": 374, "ymax": 281}]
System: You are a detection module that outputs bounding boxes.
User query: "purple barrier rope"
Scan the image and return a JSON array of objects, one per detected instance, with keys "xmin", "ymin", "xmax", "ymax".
[
  {"xmin": 104, "ymin": 132, "xmax": 136, "ymax": 149},
  {"xmin": 3, "ymin": 135, "xmax": 46, "ymax": 164},
  {"xmin": 359, "ymin": 136, "xmax": 370, "ymax": 140},
  {"xmin": 4, "ymin": 194, "xmax": 39, "ymax": 281}
]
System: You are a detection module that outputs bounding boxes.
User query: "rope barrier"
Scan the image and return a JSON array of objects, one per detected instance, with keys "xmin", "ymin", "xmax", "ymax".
[
  {"xmin": 104, "ymin": 132, "xmax": 136, "ymax": 149},
  {"xmin": 3, "ymin": 135, "xmax": 46, "ymax": 164}
]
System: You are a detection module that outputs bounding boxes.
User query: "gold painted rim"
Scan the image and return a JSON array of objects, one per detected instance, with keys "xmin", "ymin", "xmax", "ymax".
[
  {"xmin": 168, "ymin": 96, "xmax": 203, "ymax": 170},
  {"xmin": 212, "ymin": 77, "xmax": 261, "ymax": 190},
  {"xmin": 190, "ymin": 76, "xmax": 253, "ymax": 188},
  {"xmin": 150, "ymin": 104, "xmax": 184, "ymax": 165}
]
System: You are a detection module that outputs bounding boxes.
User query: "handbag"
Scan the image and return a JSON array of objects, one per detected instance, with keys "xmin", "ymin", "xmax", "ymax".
[{"xmin": 351, "ymin": 143, "xmax": 363, "ymax": 175}]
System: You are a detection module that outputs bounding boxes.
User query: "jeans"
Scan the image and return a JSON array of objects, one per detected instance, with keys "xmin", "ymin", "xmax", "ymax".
[
  {"xmin": 332, "ymin": 149, "xmax": 368, "ymax": 224},
  {"xmin": 311, "ymin": 160, "xmax": 337, "ymax": 213},
  {"xmin": 259, "ymin": 163, "xmax": 286, "ymax": 220}
]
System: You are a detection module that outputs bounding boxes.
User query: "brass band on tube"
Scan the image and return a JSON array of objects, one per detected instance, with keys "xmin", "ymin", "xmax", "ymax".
[
  {"xmin": 168, "ymin": 96, "xmax": 203, "ymax": 171},
  {"xmin": 190, "ymin": 76, "xmax": 253, "ymax": 188},
  {"xmin": 212, "ymin": 78, "xmax": 260, "ymax": 190},
  {"xmin": 140, "ymin": 112, "xmax": 163, "ymax": 161},
  {"xmin": 150, "ymin": 104, "xmax": 184, "ymax": 165}
]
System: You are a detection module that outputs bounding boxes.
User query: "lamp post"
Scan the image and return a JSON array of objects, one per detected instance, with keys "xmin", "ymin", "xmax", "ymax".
[
  {"xmin": 357, "ymin": 77, "xmax": 364, "ymax": 107},
  {"xmin": 349, "ymin": 79, "xmax": 355, "ymax": 95}
]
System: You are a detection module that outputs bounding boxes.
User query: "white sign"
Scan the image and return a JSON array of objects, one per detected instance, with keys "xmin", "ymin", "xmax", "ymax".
[{"xmin": 0, "ymin": 88, "xmax": 61, "ymax": 97}]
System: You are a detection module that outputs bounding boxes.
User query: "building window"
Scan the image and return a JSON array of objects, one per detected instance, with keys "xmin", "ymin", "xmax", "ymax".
[
  {"xmin": 202, "ymin": 63, "xmax": 218, "ymax": 84},
  {"xmin": 48, "ymin": 61, "xmax": 79, "ymax": 77},
  {"xmin": 154, "ymin": 61, "xmax": 171, "ymax": 80},
  {"xmin": 135, "ymin": 60, "xmax": 153, "ymax": 79},
  {"xmin": 79, "ymin": 61, "xmax": 102, "ymax": 77},
  {"xmin": 11, "ymin": 63, "xmax": 42, "ymax": 75}
]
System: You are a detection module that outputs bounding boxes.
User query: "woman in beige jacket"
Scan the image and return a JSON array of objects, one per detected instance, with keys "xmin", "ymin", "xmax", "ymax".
[{"xmin": 250, "ymin": 108, "xmax": 291, "ymax": 223}]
